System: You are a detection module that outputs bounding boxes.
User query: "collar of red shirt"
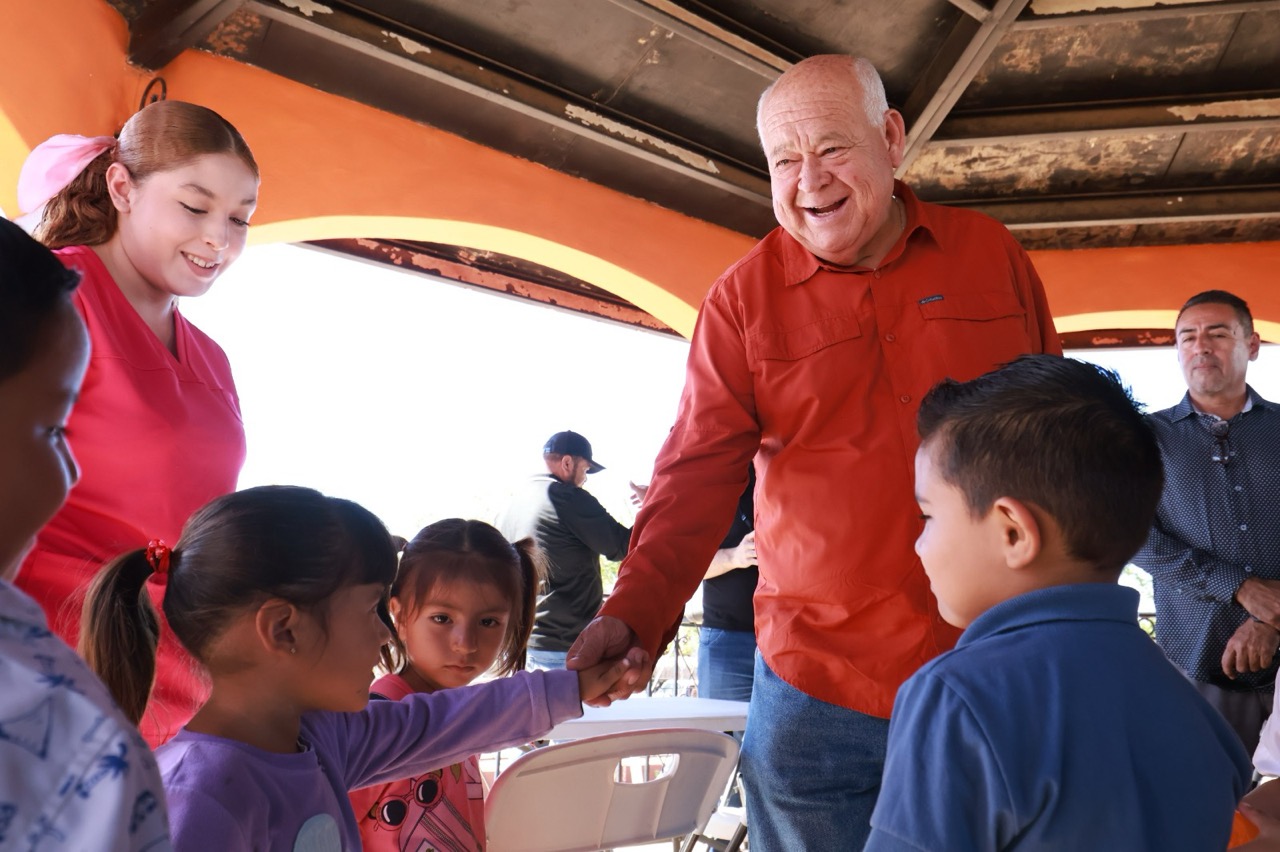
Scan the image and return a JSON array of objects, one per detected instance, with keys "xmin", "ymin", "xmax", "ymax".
[{"xmin": 777, "ymin": 180, "xmax": 942, "ymax": 288}]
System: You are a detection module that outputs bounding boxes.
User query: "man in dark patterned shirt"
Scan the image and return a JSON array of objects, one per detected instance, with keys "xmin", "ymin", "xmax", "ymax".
[{"xmin": 1133, "ymin": 289, "xmax": 1280, "ymax": 754}]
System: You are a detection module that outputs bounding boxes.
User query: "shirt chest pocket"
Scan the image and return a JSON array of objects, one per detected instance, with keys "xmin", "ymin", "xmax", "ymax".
[
  {"xmin": 917, "ymin": 290, "xmax": 1032, "ymax": 375},
  {"xmin": 917, "ymin": 291, "xmax": 1026, "ymax": 324},
  {"xmin": 745, "ymin": 315, "xmax": 865, "ymax": 429},
  {"xmin": 747, "ymin": 314, "xmax": 864, "ymax": 363}
]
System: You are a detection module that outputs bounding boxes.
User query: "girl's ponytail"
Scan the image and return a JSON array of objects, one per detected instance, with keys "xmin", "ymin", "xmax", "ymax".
[
  {"xmin": 506, "ymin": 537, "xmax": 547, "ymax": 675},
  {"xmin": 78, "ymin": 547, "xmax": 163, "ymax": 725}
]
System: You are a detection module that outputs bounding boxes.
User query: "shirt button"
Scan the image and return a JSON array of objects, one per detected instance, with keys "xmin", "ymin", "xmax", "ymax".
[
  {"xmin": 1235, "ymin": 485, "xmax": 1243, "ymax": 492},
  {"xmin": 1240, "ymin": 524, "xmax": 1248, "ymax": 531},
  {"xmin": 899, "ymin": 394, "xmax": 911, "ymax": 404},
  {"xmin": 885, "ymin": 333, "xmax": 896, "ymax": 342},
  {"xmin": 874, "ymin": 270, "xmax": 882, "ymax": 279}
]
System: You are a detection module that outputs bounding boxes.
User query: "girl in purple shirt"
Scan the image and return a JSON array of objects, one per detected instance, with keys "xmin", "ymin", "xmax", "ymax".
[{"xmin": 79, "ymin": 485, "xmax": 627, "ymax": 851}]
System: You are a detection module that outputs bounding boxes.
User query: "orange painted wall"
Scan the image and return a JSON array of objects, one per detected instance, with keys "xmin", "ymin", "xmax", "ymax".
[
  {"xmin": 2, "ymin": 0, "xmax": 1277, "ymax": 339},
  {"xmin": 1036, "ymin": 242, "xmax": 1280, "ymax": 342}
]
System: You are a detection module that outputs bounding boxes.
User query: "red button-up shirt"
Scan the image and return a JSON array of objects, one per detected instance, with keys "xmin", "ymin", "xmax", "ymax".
[{"xmin": 602, "ymin": 182, "xmax": 1061, "ymax": 716}]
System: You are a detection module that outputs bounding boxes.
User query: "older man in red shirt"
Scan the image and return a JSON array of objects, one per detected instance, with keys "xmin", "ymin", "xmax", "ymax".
[{"xmin": 569, "ymin": 54, "xmax": 1060, "ymax": 849}]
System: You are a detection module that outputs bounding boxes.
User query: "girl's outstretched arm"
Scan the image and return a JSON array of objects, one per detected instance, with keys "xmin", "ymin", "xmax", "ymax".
[{"xmin": 319, "ymin": 667, "xmax": 584, "ymax": 791}]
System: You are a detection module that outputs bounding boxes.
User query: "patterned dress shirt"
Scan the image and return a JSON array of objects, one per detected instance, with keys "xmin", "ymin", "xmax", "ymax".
[
  {"xmin": 1134, "ymin": 387, "xmax": 1280, "ymax": 690},
  {"xmin": 0, "ymin": 580, "xmax": 171, "ymax": 851}
]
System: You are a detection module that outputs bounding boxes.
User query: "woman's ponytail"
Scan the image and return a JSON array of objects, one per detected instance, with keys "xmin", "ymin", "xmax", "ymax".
[{"xmin": 35, "ymin": 150, "xmax": 117, "ymax": 250}]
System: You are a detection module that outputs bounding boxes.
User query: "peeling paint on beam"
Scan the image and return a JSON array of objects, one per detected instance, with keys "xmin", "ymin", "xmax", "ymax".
[
  {"xmin": 1168, "ymin": 98, "xmax": 1280, "ymax": 120},
  {"xmin": 309, "ymin": 239, "xmax": 677, "ymax": 336},
  {"xmin": 1014, "ymin": 0, "xmax": 1280, "ymax": 28},
  {"xmin": 383, "ymin": 31, "xmax": 432, "ymax": 57},
  {"xmin": 280, "ymin": 0, "xmax": 331, "ymax": 16},
  {"xmin": 1030, "ymin": 0, "xmax": 1207, "ymax": 14},
  {"xmin": 565, "ymin": 105, "xmax": 721, "ymax": 174}
]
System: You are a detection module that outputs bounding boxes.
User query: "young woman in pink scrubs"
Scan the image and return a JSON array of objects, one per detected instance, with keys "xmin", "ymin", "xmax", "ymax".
[{"xmin": 16, "ymin": 99, "xmax": 259, "ymax": 746}]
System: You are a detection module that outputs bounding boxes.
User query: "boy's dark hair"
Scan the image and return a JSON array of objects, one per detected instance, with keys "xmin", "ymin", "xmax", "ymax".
[
  {"xmin": 917, "ymin": 354, "xmax": 1163, "ymax": 575},
  {"xmin": 0, "ymin": 216, "xmax": 81, "ymax": 382},
  {"xmin": 79, "ymin": 485, "xmax": 399, "ymax": 724},
  {"xmin": 380, "ymin": 519, "xmax": 546, "ymax": 678},
  {"xmin": 1178, "ymin": 290, "xmax": 1253, "ymax": 336}
]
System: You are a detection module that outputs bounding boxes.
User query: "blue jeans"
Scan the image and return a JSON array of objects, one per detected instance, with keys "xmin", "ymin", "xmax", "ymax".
[
  {"xmin": 698, "ymin": 626, "xmax": 756, "ymax": 702},
  {"xmin": 741, "ymin": 656, "xmax": 889, "ymax": 851},
  {"xmin": 525, "ymin": 648, "xmax": 567, "ymax": 671}
]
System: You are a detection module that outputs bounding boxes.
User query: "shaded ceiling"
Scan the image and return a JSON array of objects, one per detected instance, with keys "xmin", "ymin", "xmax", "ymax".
[{"xmin": 112, "ymin": 0, "xmax": 1280, "ymax": 328}]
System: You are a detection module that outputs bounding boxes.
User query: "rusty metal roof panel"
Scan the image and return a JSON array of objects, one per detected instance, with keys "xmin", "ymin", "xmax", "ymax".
[{"xmin": 109, "ymin": 0, "xmax": 1279, "ymax": 258}]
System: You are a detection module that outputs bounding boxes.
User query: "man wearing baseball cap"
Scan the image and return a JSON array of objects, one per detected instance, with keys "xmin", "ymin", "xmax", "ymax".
[{"xmin": 499, "ymin": 431, "xmax": 632, "ymax": 669}]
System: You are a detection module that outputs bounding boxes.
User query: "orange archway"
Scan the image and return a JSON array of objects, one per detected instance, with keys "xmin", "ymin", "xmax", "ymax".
[{"xmin": 2, "ymin": 0, "xmax": 1277, "ymax": 340}]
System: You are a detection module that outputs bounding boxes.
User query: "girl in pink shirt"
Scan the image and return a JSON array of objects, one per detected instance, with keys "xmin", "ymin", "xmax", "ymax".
[
  {"xmin": 351, "ymin": 519, "xmax": 544, "ymax": 851},
  {"xmin": 16, "ymin": 100, "xmax": 259, "ymax": 745}
]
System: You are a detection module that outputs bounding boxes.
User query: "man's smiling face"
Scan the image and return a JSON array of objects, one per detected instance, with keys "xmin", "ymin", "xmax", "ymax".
[{"xmin": 759, "ymin": 64, "xmax": 903, "ymax": 267}]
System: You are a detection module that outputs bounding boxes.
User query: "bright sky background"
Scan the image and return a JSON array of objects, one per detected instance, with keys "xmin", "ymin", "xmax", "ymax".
[{"xmin": 183, "ymin": 242, "xmax": 1280, "ymax": 550}]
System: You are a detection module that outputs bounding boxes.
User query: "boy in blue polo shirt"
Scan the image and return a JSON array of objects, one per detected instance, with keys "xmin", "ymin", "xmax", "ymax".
[{"xmin": 866, "ymin": 354, "xmax": 1252, "ymax": 851}]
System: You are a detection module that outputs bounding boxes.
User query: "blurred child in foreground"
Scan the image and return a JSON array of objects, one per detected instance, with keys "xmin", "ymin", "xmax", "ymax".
[{"xmin": 0, "ymin": 215, "xmax": 170, "ymax": 849}]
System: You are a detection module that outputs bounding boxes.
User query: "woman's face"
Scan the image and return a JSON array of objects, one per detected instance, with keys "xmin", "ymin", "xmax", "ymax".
[{"xmin": 110, "ymin": 152, "xmax": 258, "ymax": 301}]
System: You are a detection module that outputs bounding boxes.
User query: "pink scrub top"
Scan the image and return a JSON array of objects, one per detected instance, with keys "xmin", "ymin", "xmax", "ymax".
[{"xmin": 16, "ymin": 244, "xmax": 246, "ymax": 746}]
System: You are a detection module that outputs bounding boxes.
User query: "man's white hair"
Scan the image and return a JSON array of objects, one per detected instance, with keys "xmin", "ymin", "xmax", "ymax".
[{"xmin": 756, "ymin": 56, "xmax": 890, "ymax": 145}]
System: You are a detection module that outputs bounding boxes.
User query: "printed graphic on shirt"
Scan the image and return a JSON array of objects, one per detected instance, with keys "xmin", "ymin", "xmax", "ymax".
[
  {"xmin": 293, "ymin": 813, "xmax": 342, "ymax": 852},
  {"xmin": 361, "ymin": 763, "xmax": 484, "ymax": 852}
]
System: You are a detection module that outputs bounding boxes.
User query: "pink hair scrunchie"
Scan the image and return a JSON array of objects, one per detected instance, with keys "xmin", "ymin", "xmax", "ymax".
[{"xmin": 17, "ymin": 133, "xmax": 116, "ymax": 214}]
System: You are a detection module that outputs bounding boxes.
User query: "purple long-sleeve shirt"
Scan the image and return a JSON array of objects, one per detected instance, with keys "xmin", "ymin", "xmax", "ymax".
[{"xmin": 157, "ymin": 668, "xmax": 581, "ymax": 851}]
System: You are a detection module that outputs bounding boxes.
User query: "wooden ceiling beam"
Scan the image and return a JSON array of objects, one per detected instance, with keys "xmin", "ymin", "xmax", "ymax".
[
  {"xmin": 238, "ymin": 0, "xmax": 772, "ymax": 210},
  {"xmin": 897, "ymin": 0, "xmax": 1033, "ymax": 174},
  {"xmin": 604, "ymin": 0, "xmax": 796, "ymax": 77},
  {"xmin": 935, "ymin": 95, "xmax": 1280, "ymax": 144},
  {"xmin": 1012, "ymin": 0, "xmax": 1280, "ymax": 30},
  {"xmin": 128, "ymin": 0, "xmax": 245, "ymax": 70},
  {"xmin": 954, "ymin": 187, "xmax": 1280, "ymax": 229}
]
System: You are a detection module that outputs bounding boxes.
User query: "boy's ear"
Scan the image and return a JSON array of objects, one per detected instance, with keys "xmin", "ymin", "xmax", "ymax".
[
  {"xmin": 991, "ymin": 496, "xmax": 1041, "ymax": 570},
  {"xmin": 254, "ymin": 598, "xmax": 302, "ymax": 656}
]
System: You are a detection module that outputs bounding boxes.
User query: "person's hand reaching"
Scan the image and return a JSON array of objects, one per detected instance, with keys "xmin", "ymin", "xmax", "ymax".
[
  {"xmin": 574, "ymin": 654, "xmax": 633, "ymax": 704},
  {"xmin": 567, "ymin": 616, "xmax": 652, "ymax": 706}
]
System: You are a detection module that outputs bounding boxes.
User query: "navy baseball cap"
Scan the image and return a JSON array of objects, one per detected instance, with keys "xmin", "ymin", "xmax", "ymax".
[{"xmin": 543, "ymin": 430, "xmax": 605, "ymax": 474}]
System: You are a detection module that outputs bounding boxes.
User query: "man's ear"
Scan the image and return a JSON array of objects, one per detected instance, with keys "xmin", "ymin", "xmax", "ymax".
[
  {"xmin": 558, "ymin": 455, "xmax": 576, "ymax": 479},
  {"xmin": 104, "ymin": 161, "xmax": 134, "ymax": 214},
  {"xmin": 883, "ymin": 109, "xmax": 907, "ymax": 170},
  {"xmin": 991, "ymin": 496, "xmax": 1041, "ymax": 570},
  {"xmin": 254, "ymin": 598, "xmax": 302, "ymax": 656}
]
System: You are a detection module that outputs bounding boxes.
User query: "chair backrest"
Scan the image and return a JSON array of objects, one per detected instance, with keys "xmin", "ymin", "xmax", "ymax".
[{"xmin": 484, "ymin": 727, "xmax": 739, "ymax": 852}]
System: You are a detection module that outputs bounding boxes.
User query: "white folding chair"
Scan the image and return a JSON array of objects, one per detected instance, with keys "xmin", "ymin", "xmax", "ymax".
[{"xmin": 484, "ymin": 727, "xmax": 739, "ymax": 852}]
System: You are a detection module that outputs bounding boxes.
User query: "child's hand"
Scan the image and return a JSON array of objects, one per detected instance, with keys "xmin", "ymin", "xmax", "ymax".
[{"xmin": 574, "ymin": 654, "xmax": 633, "ymax": 703}]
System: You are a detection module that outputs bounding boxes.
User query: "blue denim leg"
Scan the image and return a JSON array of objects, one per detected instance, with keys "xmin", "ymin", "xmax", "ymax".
[
  {"xmin": 740, "ymin": 655, "xmax": 889, "ymax": 851},
  {"xmin": 525, "ymin": 649, "xmax": 568, "ymax": 671},
  {"xmin": 698, "ymin": 626, "xmax": 757, "ymax": 702}
]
